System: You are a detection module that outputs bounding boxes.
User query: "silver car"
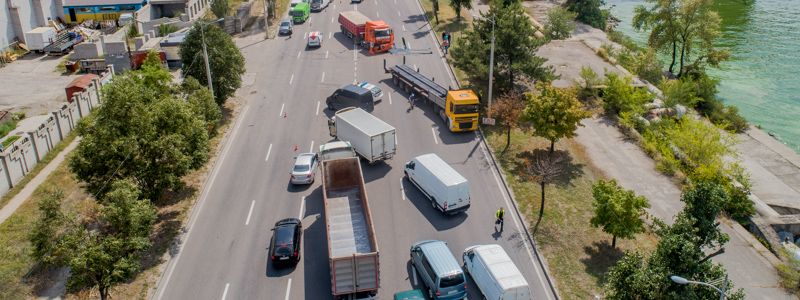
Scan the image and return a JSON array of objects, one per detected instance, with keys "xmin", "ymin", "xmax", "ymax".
[
  {"xmin": 290, "ymin": 153, "xmax": 318, "ymax": 184},
  {"xmin": 279, "ymin": 19, "xmax": 293, "ymax": 36}
]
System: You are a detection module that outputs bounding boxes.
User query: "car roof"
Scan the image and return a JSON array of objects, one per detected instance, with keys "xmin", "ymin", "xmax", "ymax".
[
  {"xmin": 414, "ymin": 240, "xmax": 462, "ymax": 276},
  {"xmin": 341, "ymin": 84, "xmax": 370, "ymax": 95},
  {"xmin": 275, "ymin": 217, "xmax": 301, "ymax": 227},
  {"xmin": 309, "ymin": 31, "xmax": 321, "ymax": 37},
  {"xmin": 295, "ymin": 153, "xmax": 316, "ymax": 165},
  {"xmin": 413, "ymin": 153, "xmax": 467, "ymax": 186}
]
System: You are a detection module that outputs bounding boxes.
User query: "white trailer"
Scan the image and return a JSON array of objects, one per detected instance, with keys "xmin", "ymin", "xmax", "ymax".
[
  {"xmin": 328, "ymin": 107, "xmax": 396, "ymax": 164},
  {"xmin": 462, "ymin": 244, "xmax": 531, "ymax": 300},
  {"xmin": 24, "ymin": 27, "xmax": 57, "ymax": 51}
]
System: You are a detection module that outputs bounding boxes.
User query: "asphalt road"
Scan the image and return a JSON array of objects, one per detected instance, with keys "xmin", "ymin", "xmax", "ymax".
[{"xmin": 153, "ymin": 0, "xmax": 557, "ymax": 299}]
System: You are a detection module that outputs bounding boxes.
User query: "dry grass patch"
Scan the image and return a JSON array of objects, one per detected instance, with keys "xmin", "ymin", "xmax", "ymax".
[{"xmin": 484, "ymin": 127, "xmax": 658, "ymax": 299}]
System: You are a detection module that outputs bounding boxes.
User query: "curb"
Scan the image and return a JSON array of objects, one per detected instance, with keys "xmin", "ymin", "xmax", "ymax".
[{"xmin": 408, "ymin": 0, "xmax": 561, "ymax": 298}]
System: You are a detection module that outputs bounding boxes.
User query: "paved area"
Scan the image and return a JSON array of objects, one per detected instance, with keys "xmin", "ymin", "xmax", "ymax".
[
  {"xmin": 576, "ymin": 118, "xmax": 793, "ymax": 299},
  {"xmin": 0, "ymin": 54, "xmax": 79, "ymax": 116},
  {"xmin": 152, "ymin": 0, "xmax": 557, "ymax": 299},
  {"xmin": 738, "ymin": 127, "xmax": 800, "ymax": 211},
  {"xmin": 536, "ymin": 40, "xmax": 629, "ymax": 88}
]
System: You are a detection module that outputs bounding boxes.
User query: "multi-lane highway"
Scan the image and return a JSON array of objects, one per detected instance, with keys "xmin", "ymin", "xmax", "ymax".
[{"xmin": 154, "ymin": 0, "xmax": 557, "ymax": 298}]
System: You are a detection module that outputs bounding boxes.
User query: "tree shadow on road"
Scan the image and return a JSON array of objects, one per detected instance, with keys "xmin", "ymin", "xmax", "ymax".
[{"xmin": 580, "ymin": 240, "xmax": 624, "ymax": 286}]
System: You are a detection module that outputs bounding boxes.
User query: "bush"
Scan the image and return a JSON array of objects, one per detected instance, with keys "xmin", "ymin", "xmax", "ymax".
[
  {"xmin": 602, "ymin": 73, "xmax": 652, "ymax": 115},
  {"xmin": 566, "ymin": 0, "xmax": 608, "ymax": 30},
  {"xmin": 544, "ymin": 7, "xmax": 576, "ymax": 40},
  {"xmin": 696, "ymin": 96, "xmax": 749, "ymax": 133}
]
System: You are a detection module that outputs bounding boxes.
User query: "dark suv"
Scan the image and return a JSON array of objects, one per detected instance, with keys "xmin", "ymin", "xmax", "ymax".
[
  {"xmin": 269, "ymin": 218, "xmax": 303, "ymax": 267},
  {"xmin": 326, "ymin": 84, "xmax": 375, "ymax": 112}
]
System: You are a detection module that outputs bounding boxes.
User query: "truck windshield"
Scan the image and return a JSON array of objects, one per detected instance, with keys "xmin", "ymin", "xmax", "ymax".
[
  {"xmin": 453, "ymin": 104, "xmax": 479, "ymax": 114},
  {"xmin": 439, "ymin": 274, "xmax": 464, "ymax": 288},
  {"xmin": 374, "ymin": 29, "xmax": 392, "ymax": 38}
]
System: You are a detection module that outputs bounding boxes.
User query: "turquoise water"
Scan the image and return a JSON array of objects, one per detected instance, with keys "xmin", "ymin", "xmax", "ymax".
[{"xmin": 606, "ymin": 0, "xmax": 800, "ymax": 152}]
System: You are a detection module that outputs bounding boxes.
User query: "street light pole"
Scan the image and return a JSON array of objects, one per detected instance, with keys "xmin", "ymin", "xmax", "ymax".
[
  {"xmin": 200, "ymin": 24, "xmax": 214, "ymax": 100},
  {"xmin": 670, "ymin": 275, "xmax": 728, "ymax": 300},
  {"xmin": 487, "ymin": 16, "xmax": 495, "ymax": 117}
]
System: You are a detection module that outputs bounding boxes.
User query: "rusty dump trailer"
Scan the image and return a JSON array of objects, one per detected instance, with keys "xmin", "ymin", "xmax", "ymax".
[{"xmin": 321, "ymin": 156, "xmax": 380, "ymax": 298}]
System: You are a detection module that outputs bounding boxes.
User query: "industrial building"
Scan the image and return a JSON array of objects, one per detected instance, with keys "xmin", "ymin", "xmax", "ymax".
[{"xmin": 62, "ymin": 0, "xmax": 147, "ymax": 23}]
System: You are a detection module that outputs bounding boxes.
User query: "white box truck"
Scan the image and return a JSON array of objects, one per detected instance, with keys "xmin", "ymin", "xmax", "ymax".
[
  {"xmin": 24, "ymin": 27, "xmax": 57, "ymax": 52},
  {"xmin": 462, "ymin": 244, "xmax": 531, "ymax": 300},
  {"xmin": 328, "ymin": 107, "xmax": 396, "ymax": 164},
  {"xmin": 404, "ymin": 153, "xmax": 470, "ymax": 215}
]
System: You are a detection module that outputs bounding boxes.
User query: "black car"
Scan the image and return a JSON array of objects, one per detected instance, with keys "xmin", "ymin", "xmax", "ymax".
[
  {"xmin": 269, "ymin": 218, "xmax": 302, "ymax": 266},
  {"xmin": 326, "ymin": 84, "xmax": 375, "ymax": 112}
]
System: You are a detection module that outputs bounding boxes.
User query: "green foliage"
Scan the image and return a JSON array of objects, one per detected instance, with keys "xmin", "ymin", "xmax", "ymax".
[
  {"xmin": 431, "ymin": 0, "xmax": 439, "ymax": 23},
  {"xmin": 182, "ymin": 77, "xmax": 222, "ymax": 133},
  {"xmin": 605, "ymin": 213, "xmax": 745, "ymax": 299},
  {"xmin": 140, "ymin": 51, "xmax": 171, "ymax": 92},
  {"xmin": 696, "ymin": 96, "xmax": 749, "ymax": 133},
  {"xmin": 616, "ymin": 47, "xmax": 664, "ymax": 84},
  {"xmin": 680, "ymin": 181, "xmax": 730, "ymax": 248},
  {"xmin": 777, "ymin": 248, "xmax": 800, "ymax": 293},
  {"xmin": 61, "ymin": 179, "xmax": 156, "ymax": 300},
  {"xmin": 211, "ymin": 0, "xmax": 229, "ymax": 18},
  {"xmin": 544, "ymin": 6, "xmax": 576, "ymax": 40},
  {"xmin": 724, "ymin": 184, "xmax": 755, "ymax": 223},
  {"xmin": 448, "ymin": 0, "xmax": 471, "ymax": 20},
  {"xmin": 158, "ymin": 23, "xmax": 179, "ymax": 37},
  {"xmin": 522, "ymin": 83, "xmax": 590, "ymax": 152},
  {"xmin": 565, "ymin": 0, "xmax": 608, "ymax": 30},
  {"xmin": 451, "ymin": 0, "xmax": 554, "ymax": 94},
  {"xmin": 127, "ymin": 24, "xmax": 140, "ymax": 39},
  {"xmin": 601, "ymin": 73, "xmax": 652, "ymax": 115},
  {"xmin": 488, "ymin": 91, "xmax": 526, "ymax": 152},
  {"xmin": 29, "ymin": 189, "xmax": 66, "ymax": 266},
  {"xmin": 590, "ymin": 180, "xmax": 650, "ymax": 248},
  {"xmin": 69, "ymin": 64, "xmax": 210, "ymax": 200},
  {"xmin": 181, "ymin": 22, "xmax": 245, "ymax": 104},
  {"xmin": 659, "ymin": 78, "xmax": 702, "ymax": 108},
  {"xmin": 576, "ymin": 66, "xmax": 603, "ymax": 99},
  {"xmin": 664, "ymin": 117, "xmax": 736, "ymax": 178}
]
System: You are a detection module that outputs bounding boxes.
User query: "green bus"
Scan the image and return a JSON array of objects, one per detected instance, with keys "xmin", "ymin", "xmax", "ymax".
[{"xmin": 291, "ymin": 2, "xmax": 310, "ymax": 23}]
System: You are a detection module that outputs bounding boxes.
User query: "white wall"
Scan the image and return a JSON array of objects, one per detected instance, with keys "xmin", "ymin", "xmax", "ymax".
[{"xmin": 1, "ymin": 0, "xmax": 62, "ymax": 49}]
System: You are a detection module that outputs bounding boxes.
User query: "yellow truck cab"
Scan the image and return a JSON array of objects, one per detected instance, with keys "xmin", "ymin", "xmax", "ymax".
[{"xmin": 445, "ymin": 90, "xmax": 480, "ymax": 132}]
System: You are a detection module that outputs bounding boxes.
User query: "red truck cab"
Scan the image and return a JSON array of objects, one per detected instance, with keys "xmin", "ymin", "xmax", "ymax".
[{"xmin": 338, "ymin": 11, "xmax": 394, "ymax": 54}]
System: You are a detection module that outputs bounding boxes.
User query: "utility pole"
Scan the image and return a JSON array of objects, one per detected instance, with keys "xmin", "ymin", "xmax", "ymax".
[
  {"xmin": 486, "ymin": 16, "xmax": 496, "ymax": 119},
  {"xmin": 200, "ymin": 24, "xmax": 214, "ymax": 99}
]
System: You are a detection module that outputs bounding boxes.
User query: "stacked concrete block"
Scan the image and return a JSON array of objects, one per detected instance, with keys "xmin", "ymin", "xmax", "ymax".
[
  {"xmin": 105, "ymin": 41, "xmax": 129, "ymax": 55},
  {"xmin": 72, "ymin": 42, "xmax": 105, "ymax": 60}
]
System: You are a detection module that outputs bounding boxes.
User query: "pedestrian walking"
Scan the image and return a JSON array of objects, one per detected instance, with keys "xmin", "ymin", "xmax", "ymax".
[
  {"xmin": 409, "ymin": 92, "xmax": 415, "ymax": 110},
  {"xmin": 441, "ymin": 40, "xmax": 450, "ymax": 55},
  {"xmin": 495, "ymin": 207, "xmax": 505, "ymax": 232}
]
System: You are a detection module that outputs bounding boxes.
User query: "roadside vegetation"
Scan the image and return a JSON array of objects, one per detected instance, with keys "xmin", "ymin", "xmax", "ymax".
[{"xmin": 1, "ymin": 23, "xmax": 246, "ymax": 298}]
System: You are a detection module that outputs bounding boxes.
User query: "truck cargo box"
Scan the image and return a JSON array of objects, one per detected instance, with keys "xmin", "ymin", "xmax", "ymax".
[{"xmin": 330, "ymin": 107, "xmax": 396, "ymax": 164}]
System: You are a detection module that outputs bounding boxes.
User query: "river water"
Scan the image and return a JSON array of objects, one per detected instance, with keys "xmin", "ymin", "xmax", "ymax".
[{"xmin": 606, "ymin": 0, "xmax": 800, "ymax": 153}]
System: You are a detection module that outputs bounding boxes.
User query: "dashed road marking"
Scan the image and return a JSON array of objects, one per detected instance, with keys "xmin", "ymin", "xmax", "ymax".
[
  {"xmin": 402, "ymin": 24, "xmax": 406, "ymax": 32},
  {"xmin": 377, "ymin": 11, "xmax": 380, "ymax": 18},
  {"xmin": 397, "ymin": 11, "xmax": 401, "ymax": 17},
  {"xmin": 245, "ymin": 200, "xmax": 255, "ymax": 225},
  {"xmin": 221, "ymin": 283, "xmax": 230, "ymax": 300},
  {"xmin": 279, "ymin": 103, "xmax": 285, "ymax": 117},
  {"xmin": 400, "ymin": 179, "xmax": 406, "ymax": 200},
  {"xmin": 284, "ymin": 279, "xmax": 292, "ymax": 300},
  {"xmin": 265, "ymin": 143, "xmax": 273, "ymax": 162},
  {"xmin": 297, "ymin": 50, "xmax": 301, "ymax": 59},
  {"xmin": 289, "ymin": 74, "xmax": 294, "ymax": 85},
  {"xmin": 325, "ymin": 50, "xmax": 329, "ymax": 59},
  {"xmin": 328, "ymin": 32, "xmax": 332, "ymax": 39},
  {"xmin": 309, "ymin": 140, "xmax": 314, "ymax": 153},
  {"xmin": 388, "ymin": 93, "xmax": 392, "ymax": 105},
  {"xmin": 431, "ymin": 127, "xmax": 438, "ymax": 144},
  {"xmin": 321, "ymin": 71, "xmax": 326, "ymax": 82},
  {"xmin": 316, "ymin": 101, "xmax": 321, "ymax": 116}
]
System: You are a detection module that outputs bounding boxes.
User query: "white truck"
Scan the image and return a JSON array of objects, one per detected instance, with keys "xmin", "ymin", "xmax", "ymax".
[
  {"xmin": 328, "ymin": 107, "xmax": 396, "ymax": 164},
  {"xmin": 404, "ymin": 153, "xmax": 470, "ymax": 215},
  {"xmin": 462, "ymin": 244, "xmax": 531, "ymax": 300}
]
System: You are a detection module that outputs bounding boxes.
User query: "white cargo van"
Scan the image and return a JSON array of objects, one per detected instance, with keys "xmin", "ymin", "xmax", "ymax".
[
  {"xmin": 329, "ymin": 107, "xmax": 396, "ymax": 164},
  {"xmin": 404, "ymin": 153, "xmax": 470, "ymax": 215},
  {"xmin": 462, "ymin": 244, "xmax": 530, "ymax": 300}
]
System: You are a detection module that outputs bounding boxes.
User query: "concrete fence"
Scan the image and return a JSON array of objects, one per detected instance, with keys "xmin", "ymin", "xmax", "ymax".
[{"xmin": 0, "ymin": 65, "xmax": 114, "ymax": 197}]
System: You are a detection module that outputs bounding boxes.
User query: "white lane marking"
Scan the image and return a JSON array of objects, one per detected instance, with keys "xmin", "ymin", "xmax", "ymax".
[
  {"xmin": 402, "ymin": 24, "xmax": 406, "ymax": 32},
  {"xmin": 397, "ymin": 10, "xmax": 401, "ymax": 17},
  {"xmin": 316, "ymin": 101, "xmax": 321, "ymax": 116},
  {"xmin": 376, "ymin": 11, "xmax": 380, "ymax": 18},
  {"xmin": 333, "ymin": 3, "xmax": 335, "ymax": 9},
  {"xmin": 309, "ymin": 140, "xmax": 315, "ymax": 153},
  {"xmin": 331, "ymin": 16, "xmax": 334, "ymax": 23},
  {"xmin": 394, "ymin": 0, "xmax": 396, "ymax": 4},
  {"xmin": 279, "ymin": 103, "xmax": 285, "ymax": 117},
  {"xmin": 221, "ymin": 283, "xmax": 230, "ymax": 300},
  {"xmin": 265, "ymin": 143, "xmax": 273, "ymax": 162},
  {"xmin": 400, "ymin": 179, "xmax": 406, "ymax": 200},
  {"xmin": 303, "ymin": 32, "xmax": 308, "ymax": 39},
  {"xmin": 284, "ymin": 278, "xmax": 292, "ymax": 300},
  {"xmin": 321, "ymin": 71, "xmax": 326, "ymax": 83},
  {"xmin": 478, "ymin": 138, "xmax": 551, "ymax": 299},
  {"xmin": 155, "ymin": 105, "xmax": 250, "ymax": 300},
  {"xmin": 374, "ymin": 0, "xmax": 377, "ymax": 5},
  {"xmin": 328, "ymin": 32, "xmax": 332, "ymax": 39},
  {"xmin": 297, "ymin": 50, "xmax": 301, "ymax": 59},
  {"xmin": 298, "ymin": 197, "xmax": 306, "ymax": 219},
  {"xmin": 325, "ymin": 50, "xmax": 329, "ymax": 59},
  {"xmin": 245, "ymin": 200, "xmax": 255, "ymax": 225},
  {"xmin": 431, "ymin": 127, "xmax": 438, "ymax": 144},
  {"xmin": 388, "ymin": 92, "xmax": 392, "ymax": 105},
  {"xmin": 408, "ymin": 41, "xmax": 412, "ymax": 49},
  {"xmin": 412, "ymin": 266, "xmax": 418, "ymax": 285},
  {"xmin": 289, "ymin": 74, "xmax": 294, "ymax": 85}
]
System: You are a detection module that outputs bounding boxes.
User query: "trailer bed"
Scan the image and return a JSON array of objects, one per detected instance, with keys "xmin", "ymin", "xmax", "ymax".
[{"xmin": 327, "ymin": 188, "xmax": 373, "ymax": 256}]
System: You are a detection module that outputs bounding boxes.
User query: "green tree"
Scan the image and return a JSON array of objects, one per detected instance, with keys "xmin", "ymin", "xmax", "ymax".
[
  {"xmin": 69, "ymin": 68, "xmax": 210, "ymax": 200},
  {"xmin": 61, "ymin": 179, "xmax": 156, "ymax": 300},
  {"xmin": 431, "ymin": 0, "xmax": 439, "ymax": 23},
  {"xmin": 522, "ymin": 83, "xmax": 589, "ymax": 154},
  {"xmin": 544, "ymin": 6, "xmax": 576, "ymax": 40},
  {"xmin": 590, "ymin": 179, "xmax": 650, "ymax": 248},
  {"xmin": 448, "ymin": 0, "xmax": 472, "ymax": 21},
  {"xmin": 664, "ymin": 116, "xmax": 736, "ymax": 180},
  {"xmin": 575, "ymin": 66, "xmax": 604, "ymax": 99},
  {"xmin": 211, "ymin": 0, "xmax": 229, "ymax": 18},
  {"xmin": 565, "ymin": 0, "xmax": 607, "ymax": 29},
  {"xmin": 182, "ymin": 76, "xmax": 222, "ymax": 134},
  {"xmin": 451, "ymin": 0, "xmax": 553, "ymax": 93},
  {"xmin": 29, "ymin": 189, "xmax": 66, "ymax": 266},
  {"xmin": 140, "ymin": 51, "xmax": 171, "ymax": 93},
  {"xmin": 488, "ymin": 90, "xmax": 526, "ymax": 153},
  {"xmin": 181, "ymin": 22, "xmax": 245, "ymax": 104},
  {"xmin": 681, "ymin": 181, "xmax": 730, "ymax": 248},
  {"xmin": 659, "ymin": 77, "xmax": 702, "ymax": 108},
  {"xmin": 602, "ymin": 73, "xmax": 652, "ymax": 115},
  {"xmin": 633, "ymin": 0, "xmax": 680, "ymax": 74}
]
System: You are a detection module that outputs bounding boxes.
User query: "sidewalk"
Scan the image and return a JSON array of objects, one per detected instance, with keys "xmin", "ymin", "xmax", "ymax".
[{"xmin": 0, "ymin": 138, "xmax": 79, "ymax": 224}]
